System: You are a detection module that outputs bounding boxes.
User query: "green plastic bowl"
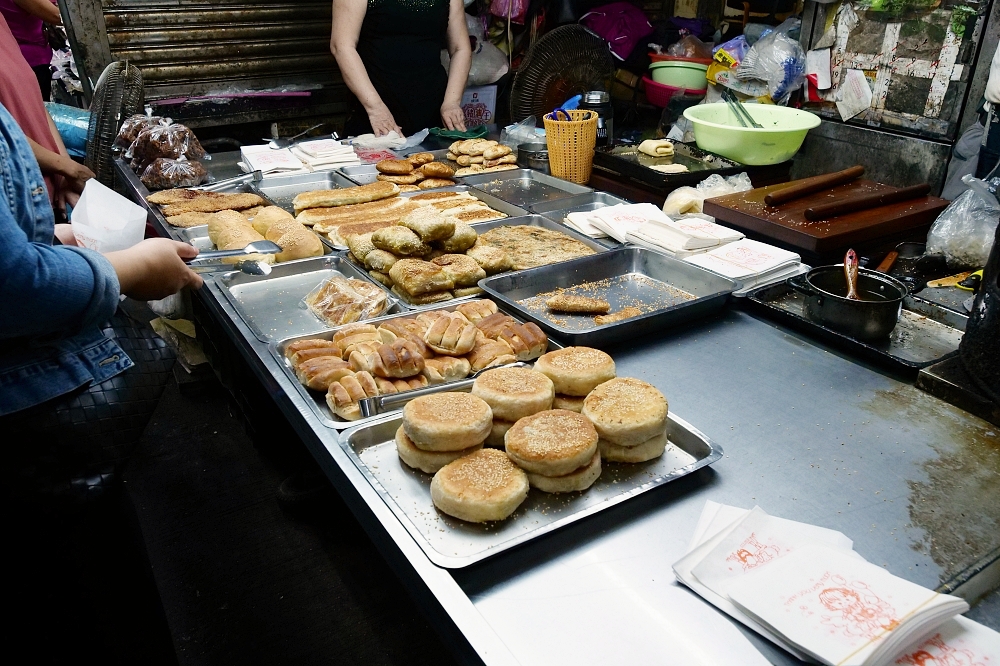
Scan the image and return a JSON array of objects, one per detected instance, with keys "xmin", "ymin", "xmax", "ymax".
[
  {"xmin": 683, "ymin": 103, "xmax": 821, "ymax": 165},
  {"xmin": 649, "ymin": 61, "xmax": 709, "ymax": 91}
]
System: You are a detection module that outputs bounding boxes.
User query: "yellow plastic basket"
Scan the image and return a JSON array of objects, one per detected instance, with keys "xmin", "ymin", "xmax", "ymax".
[{"xmin": 543, "ymin": 109, "xmax": 598, "ymax": 184}]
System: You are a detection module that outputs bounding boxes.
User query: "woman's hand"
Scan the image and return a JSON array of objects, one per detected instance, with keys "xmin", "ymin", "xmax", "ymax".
[
  {"xmin": 366, "ymin": 103, "xmax": 402, "ymax": 137},
  {"xmin": 105, "ymin": 238, "xmax": 204, "ymax": 301},
  {"xmin": 441, "ymin": 101, "xmax": 467, "ymax": 132},
  {"xmin": 53, "ymin": 223, "xmax": 77, "ymax": 246}
]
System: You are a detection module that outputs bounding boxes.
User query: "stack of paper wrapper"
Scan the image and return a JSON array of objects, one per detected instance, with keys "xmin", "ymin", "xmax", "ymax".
[
  {"xmin": 290, "ymin": 139, "xmax": 361, "ymax": 169},
  {"xmin": 674, "ymin": 502, "xmax": 999, "ymax": 666},
  {"xmin": 240, "ymin": 140, "xmax": 360, "ymax": 174},
  {"xmin": 684, "ymin": 238, "xmax": 802, "ymax": 289}
]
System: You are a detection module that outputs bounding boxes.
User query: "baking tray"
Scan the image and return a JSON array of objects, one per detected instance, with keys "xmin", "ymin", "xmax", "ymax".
[
  {"xmin": 339, "ymin": 149, "xmax": 461, "ymax": 185},
  {"xmin": 461, "ymin": 168, "xmax": 593, "ymax": 207},
  {"xmin": 344, "ymin": 214, "xmax": 608, "ymax": 310},
  {"xmin": 249, "ymin": 170, "xmax": 358, "ymax": 213},
  {"xmin": 341, "ymin": 410, "xmax": 722, "ymax": 567},
  {"xmin": 215, "ymin": 255, "xmax": 401, "ymax": 342},
  {"xmin": 592, "ymin": 142, "xmax": 742, "ymax": 189},
  {"xmin": 744, "ymin": 281, "xmax": 966, "ymax": 377},
  {"xmin": 528, "ymin": 192, "xmax": 631, "ymax": 249},
  {"xmin": 271, "ymin": 301, "xmax": 562, "ymax": 430},
  {"xmin": 479, "ymin": 247, "xmax": 738, "ymax": 346},
  {"xmin": 177, "ymin": 224, "xmax": 334, "ymax": 264}
]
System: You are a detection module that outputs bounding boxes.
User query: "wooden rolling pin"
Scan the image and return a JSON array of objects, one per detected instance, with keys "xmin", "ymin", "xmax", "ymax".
[
  {"xmin": 764, "ymin": 165, "xmax": 865, "ymax": 206},
  {"xmin": 804, "ymin": 183, "xmax": 931, "ymax": 221}
]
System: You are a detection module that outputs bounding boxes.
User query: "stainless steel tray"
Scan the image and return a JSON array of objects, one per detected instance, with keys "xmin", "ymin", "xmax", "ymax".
[
  {"xmin": 479, "ymin": 247, "xmax": 738, "ymax": 346},
  {"xmin": 343, "ymin": 213, "xmax": 604, "ymax": 310},
  {"xmin": 528, "ymin": 192, "xmax": 631, "ymax": 249},
  {"xmin": 249, "ymin": 170, "xmax": 357, "ymax": 213},
  {"xmin": 271, "ymin": 301, "xmax": 561, "ymax": 430},
  {"xmin": 341, "ymin": 410, "xmax": 722, "ymax": 567},
  {"xmin": 215, "ymin": 256, "xmax": 400, "ymax": 342},
  {"xmin": 339, "ymin": 149, "xmax": 460, "ymax": 185},
  {"xmin": 461, "ymin": 168, "xmax": 593, "ymax": 207}
]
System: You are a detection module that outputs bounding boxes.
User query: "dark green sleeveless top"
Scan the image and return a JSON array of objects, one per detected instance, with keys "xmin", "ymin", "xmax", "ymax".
[{"xmin": 346, "ymin": 0, "xmax": 451, "ymax": 136}]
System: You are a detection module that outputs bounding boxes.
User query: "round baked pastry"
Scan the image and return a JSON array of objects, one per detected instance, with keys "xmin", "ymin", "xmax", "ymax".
[
  {"xmin": 582, "ymin": 377, "xmax": 667, "ymax": 447},
  {"xmin": 484, "ymin": 419, "xmax": 514, "ymax": 448},
  {"xmin": 430, "ymin": 448, "xmax": 529, "ymax": 522},
  {"xmin": 395, "ymin": 425, "xmax": 481, "ymax": 474},
  {"xmin": 472, "ymin": 367, "xmax": 554, "ymax": 422},
  {"xmin": 599, "ymin": 431, "xmax": 667, "ymax": 463},
  {"xmin": 420, "ymin": 162, "xmax": 456, "ymax": 179},
  {"xmin": 376, "ymin": 158, "xmax": 416, "ymax": 175},
  {"xmin": 402, "ymin": 392, "xmax": 492, "ymax": 451},
  {"xmin": 526, "ymin": 450, "xmax": 601, "ymax": 493},
  {"xmin": 552, "ymin": 393, "xmax": 586, "ymax": 413},
  {"xmin": 504, "ymin": 409, "xmax": 598, "ymax": 477},
  {"xmin": 407, "ymin": 152, "xmax": 435, "ymax": 166},
  {"xmin": 534, "ymin": 347, "xmax": 616, "ymax": 396},
  {"xmin": 377, "ymin": 173, "xmax": 423, "ymax": 185}
]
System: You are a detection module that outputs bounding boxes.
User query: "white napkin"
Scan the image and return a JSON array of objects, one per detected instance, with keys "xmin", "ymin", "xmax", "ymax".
[
  {"xmin": 239, "ymin": 144, "xmax": 307, "ymax": 174},
  {"xmin": 893, "ymin": 616, "xmax": 1000, "ymax": 666},
  {"xmin": 628, "ymin": 217, "xmax": 744, "ymax": 253},
  {"xmin": 587, "ymin": 203, "xmax": 671, "ymax": 243},
  {"xmin": 295, "ymin": 138, "xmax": 357, "ymax": 158},
  {"xmin": 290, "ymin": 144, "xmax": 360, "ymax": 168},
  {"xmin": 685, "ymin": 239, "xmax": 800, "ymax": 281},
  {"xmin": 562, "ymin": 211, "xmax": 609, "ymax": 238}
]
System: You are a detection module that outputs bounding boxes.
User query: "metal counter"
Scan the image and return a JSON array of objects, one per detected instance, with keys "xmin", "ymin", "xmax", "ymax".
[{"xmin": 119, "ymin": 156, "xmax": 1000, "ymax": 666}]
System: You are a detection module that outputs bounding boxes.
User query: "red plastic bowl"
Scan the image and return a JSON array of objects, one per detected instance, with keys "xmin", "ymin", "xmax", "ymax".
[{"xmin": 642, "ymin": 76, "xmax": 706, "ymax": 107}]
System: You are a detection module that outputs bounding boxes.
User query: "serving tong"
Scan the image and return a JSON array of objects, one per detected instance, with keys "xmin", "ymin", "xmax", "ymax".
[
  {"xmin": 722, "ymin": 89, "xmax": 763, "ymax": 129},
  {"xmin": 187, "ymin": 240, "xmax": 281, "ymax": 276},
  {"xmin": 191, "ymin": 170, "xmax": 263, "ymax": 192}
]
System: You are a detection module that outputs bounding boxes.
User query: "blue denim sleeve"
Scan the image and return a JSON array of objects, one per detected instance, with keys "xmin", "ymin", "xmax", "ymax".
[{"xmin": 0, "ymin": 202, "xmax": 121, "ymax": 340}]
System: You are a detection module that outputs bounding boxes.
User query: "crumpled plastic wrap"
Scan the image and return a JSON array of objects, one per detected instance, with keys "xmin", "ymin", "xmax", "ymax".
[
  {"xmin": 127, "ymin": 121, "xmax": 208, "ymax": 171},
  {"xmin": 926, "ymin": 175, "xmax": 1000, "ymax": 269},
  {"xmin": 662, "ymin": 172, "xmax": 753, "ymax": 215},
  {"xmin": 735, "ymin": 18, "xmax": 805, "ymax": 103},
  {"xmin": 666, "ymin": 35, "xmax": 713, "ymax": 60},
  {"xmin": 500, "ymin": 115, "xmax": 538, "ymax": 148},
  {"xmin": 304, "ymin": 276, "xmax": 390, "ymax": 327},
  {"xmin": 140, "ymin": 157, "xmax": 209, "ymax": 190}
]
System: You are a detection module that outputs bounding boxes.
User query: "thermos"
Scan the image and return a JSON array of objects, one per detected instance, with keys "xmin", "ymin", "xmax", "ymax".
[{"xmin": 579, "ymin": 91, "xmax": 613, "ymax": 147}]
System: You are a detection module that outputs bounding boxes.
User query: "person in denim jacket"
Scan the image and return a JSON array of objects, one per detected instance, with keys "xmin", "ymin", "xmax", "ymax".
[{"xmin": 0, "ymin": 101, "xmax": 203, "ymax": 416}]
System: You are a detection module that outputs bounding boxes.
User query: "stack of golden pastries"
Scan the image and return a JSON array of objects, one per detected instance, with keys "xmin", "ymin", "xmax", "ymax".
[
  {"xmin": 374, "ymin": 152, "xmax": 458, "ymax": 189},
  {"xmin": 446, "ymin": 139, "xmax": 518, "ymax": 177},
  {"xmin": 283, "ymin": 299, "xmax": 548, "ymax": 421},
  {"xmin": 393, "ymin": 345, "xmax": 670, "ymax": 523}
]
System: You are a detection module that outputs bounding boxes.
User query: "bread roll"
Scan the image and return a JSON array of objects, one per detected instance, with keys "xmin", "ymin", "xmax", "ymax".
[
  {"xmin": 373, "ymin": 375, "xmax": 428, "ymax": 395},
  {"xmin": 333, "ymin": 324, "xmax": 381, "ymax": 357},
  {"xmin": 599, "ymin": 431, "xmax": 667, "ymax": 463},
  {"xmin": 288, "ymin": 345, "xmax": 343, "ymax": 366},
  {"xmin": 504, "ymin": 409, "xmax": 599, "ymax": 477},
  {"xmin": 455, "ymin": 299, "xmax": 498, "ymax": 324},
  {"xmin": 475, "ymin": 312, "xmax": 516, "ymax": 339},
  {"xmin": 421, "ymin": 356, "xmax": 472, "ymax": 384},
  {"xmin": 294, "ymin": 356, "xmax": 353, "ymax": 391},
  {"xmin": 526, "ymin": 450, "xmax": 601, "ymax": 493},
  {"xmin": 472, "ymin": 367, "xmax": 554, "ymax": 422},
  {"xmin": 465, "ymin": 337, "xmax": 517, "ymax": 372},
  {"xmin": 284, "ymin": 338, "xmax": 338, "ymax": 360},
  {"xmin": 534, "ymin": 347, "xmax": 616, "ymax": 396},
  {"xmin": 430, "ymin": 448, "xmax": 528, "ymax": 522},
  {"xmin": 423, "ymin": 313, "xmax": 478, "ymax": 355},
  {"xmin": 369, "ymin": 339, "xmax": 426, "ymax": 378},
  {"xmin": 402, "ymin": 392, "xmax": 492, "ymax": 451},
  {"xmin": 326, "ymin": 372, "xmax": 380, "ymax": 421},
  {"xmin": 396, "ymin": 426, "xmax": 481, "ymax": 474},
  {"xmin": 582, "ymin": 377, "xmax": 667, "ymax": 447},
  {"xmin": 497, "ymin": 322, "xmax": 548, "ymax": 361}
]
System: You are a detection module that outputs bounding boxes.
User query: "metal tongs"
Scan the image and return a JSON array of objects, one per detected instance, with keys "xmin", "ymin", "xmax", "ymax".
[
  {"xmin": 357, "ymin": 362, "xmax": 530, "ymax": 418},
  {"xmin": 187, "ymin": 240, "xmax": 281, "ymax": 276},
  {"xmin": 191, "ymin": 170, "xmax": 263, "ymax": 193},
  {"xmin": 722, "ymin": 89, "xmax": 763, "ymax": 129}
]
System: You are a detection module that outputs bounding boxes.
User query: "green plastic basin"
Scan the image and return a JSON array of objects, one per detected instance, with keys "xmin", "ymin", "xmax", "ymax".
[
  {"xmin": 683, "ymin": 103, "xmax": 821, "ymax": 165},
  {"xmin": 649, "ymin": 61, "xmax": 709, "ymax": 91}
]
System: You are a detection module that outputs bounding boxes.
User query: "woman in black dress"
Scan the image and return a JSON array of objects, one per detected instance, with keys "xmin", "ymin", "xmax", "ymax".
[{"xmin": 331, "ymin": 0, "xmax": 472, "ymax": 137}]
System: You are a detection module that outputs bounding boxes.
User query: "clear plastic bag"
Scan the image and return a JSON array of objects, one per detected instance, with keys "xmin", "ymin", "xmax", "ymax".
[
  {"xmin": 666, "ymin": 35, "xmax": 713, "ymax": 60},
  {"xmin": 662, "ymin": 172, "xmax": 752, "ymax": 215},
  {"xmin": 303, "ymin": 276, "xmax": 390, "ymax": 327},
  {"xmin": 926, "ymin": 175, "xmax": 1000, "ymax": 269},
  {"xmin": 116, "ymin": 113, "xmax": 168, "ymax": 149},
  {"xmin": 500, "ymin": 115, "xmax": 539, "ymax": 147},
  {"xmin": 735, "ymin": 18, "xmax": 805, "ymax": 102},
  {"xmin": 140, "ymin": 157, "xmax": 209, "ymax": 190},
  {"xmin": 127, "ymin": 122, "xmax": 208, "ymax": 171}
]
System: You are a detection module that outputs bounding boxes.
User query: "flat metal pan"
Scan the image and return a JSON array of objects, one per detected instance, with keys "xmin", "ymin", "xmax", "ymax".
[
  {"xmin": 339, "ymin": 149, "xmax": 460, "ymax": 185},
  {"xmin": 343, "ymin": 214, "xmax": 606, "ymax": 309},
  {"xmin": 461, "ymin": 168, "xmax": 593, "ymax": 207},
  {"xmin": 744, "ymin": 281, "xmax": 966, "ymax": 378},
  {"xmin": 249, "ymin": 170, "xmax": 357, "ymax": 213},
  {"xmin": 341, "ymin": 411, "xmax": 722, "ymax": 568},
  {"xmin": 271, "ymin": 300, "xmax": 561, "ymax": 430},
  {"xmin": 528, "ymin": 192, "xmax": 632, "ymax": 249},
  {"xmin": 215, "ymin": 255, "xmax": 400, "ymax": 342},
  {"xmin": 592, "ymin": 142, "xmax": 742, "ymax": 189},
  {"xmin": 479, "ymin": 247, "xmax": 737, "ymax": 346}
]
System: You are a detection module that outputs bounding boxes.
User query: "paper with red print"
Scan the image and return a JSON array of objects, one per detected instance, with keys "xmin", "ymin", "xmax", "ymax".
[
  {"xmin": 685, "ymin": 238, "xmax": 800, "ymax": 280},
  {"xmin": 894, "ymin": 617, "xmax": 1000, "ymax": 666}
]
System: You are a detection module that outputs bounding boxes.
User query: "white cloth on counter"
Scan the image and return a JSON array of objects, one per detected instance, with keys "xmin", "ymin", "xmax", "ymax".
[
  {"xmin": 239, "ymin": 140, "xmax": 361, "ymax": 174},
  {"xmin": 684, "ymin": 238, "xmax": 800, "ymax": 286},
  {"xmin": 350, "ymin": 130, "xmax": 407, "ymax": 150},
  {"xmin": 239, "ymin": 144, "xmax": 307, "ymax": 174},
  {"xmin": 674, "ymin": 501, "xmax": 992, "ymax": 666}
]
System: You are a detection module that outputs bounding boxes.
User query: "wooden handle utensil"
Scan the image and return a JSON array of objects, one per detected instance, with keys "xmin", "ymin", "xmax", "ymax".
[
  {"xmin": 804, "ymin": 183, "xmax": 931, "ymax": 221},
  {"xmin": 764, "ymin": 166, "xmax": 865, "ymax": 206}
]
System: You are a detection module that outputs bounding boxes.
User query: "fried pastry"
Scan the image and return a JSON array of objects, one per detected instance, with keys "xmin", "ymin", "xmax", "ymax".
[
  {"xmin": 594, "ymin": 307, "xmax": 642, "ymax": 325},
  {"xmin": 376, "ymin": 158, "xmax": 415, "ymax": 175},
  {"xmin": 453, "ymin": 286, "xmax": 484, "ymax": 297},
  {"xmin": 390, "ymin": 286, "xmax": 454, "ymax": 305},
  {"xmin": 377, "ymin": 173, "xmax": 423, "ymax": 185},
  {"xmin": 371, "ymin": 226, "xmax": 428, "ymax": 256},
  {"xmin": 364, "ymin": 249, "xmax": 398, "ymax": 272},
  {"xmin": 160, "ymin": 193, "xmax": 264, "ymax": 216},
  {"xmin": 436, "ymin": 223, "xmax": 478, "ymax": 253},
  {"xmin": 482, "ymin": 144, "xmax": 512, "ymax": 160},
  {"xmin": 407, "ymin": 152, "xmax": 435, "ymax": 166},
  {"xmin": 465, "ymin": 241, "xmax": 512, "ymax": 274},
  {"xmin": 545, "ymin": 294, "xmax": 611, "ymax": 314},
  {"xmin": 389, "ymin": 259, "xmax": 454, "ymax": 295},
  {"xmin": 420, "ymin": 162, "xmax": 455, "ymax": 179},
  {"xmin": 147, "ymin": 188, "xmax": 222, "ymax": 205},
  {"xmin": 399, "ymin": 207, "xmax": 455, "ymax": 242},
  {"xmin": 369, "ymin": 270, "xmax": 393, "ymax": 286},
  {"xmin": 292, "ymin": 181, "xmax": 399, "ymax": 213},
  {"xmin": 344, "ymin": 232, "xmax": 377, "ymax": 262},
  {"xmin": 431, "ymin": 254, "xmax": 486, "ymax": 287}
]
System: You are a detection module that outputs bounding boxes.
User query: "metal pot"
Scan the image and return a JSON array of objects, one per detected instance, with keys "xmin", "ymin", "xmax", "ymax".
[
  {"xmin": 517, "ymin": 143, "xmax": 550, "ymax": 174},
  {"xmin": 787, "ymin": 265, "xmax": 908, "ymax": 340}
]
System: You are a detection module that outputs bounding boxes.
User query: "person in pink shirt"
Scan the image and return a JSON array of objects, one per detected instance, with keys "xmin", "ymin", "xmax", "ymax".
[{"xmin": 0, "ymin": 0, "xmax": 60, "ymax": 101}]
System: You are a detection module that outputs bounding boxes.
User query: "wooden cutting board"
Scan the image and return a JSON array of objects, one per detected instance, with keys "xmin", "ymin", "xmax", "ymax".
[{"xmin": 703, "ymin": 179, "xmax": 948, "ymax": 256}]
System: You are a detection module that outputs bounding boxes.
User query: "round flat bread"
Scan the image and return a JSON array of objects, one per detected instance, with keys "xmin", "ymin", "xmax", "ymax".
[
  {"xmin": 377, "ymin": 173, "xmax": 423, "ymax": 185},
  {"xmin": 504, "ymin": 409, "xmax": 598, "ymax": 477},
  {"xmin": 407, "ymin": 152, "xmax": 435, "ymax": 166},
  {"xmin": 376, "ymin": 158, "xmax": 416, "ymax": 175},
  {"xmin": 418, "ymin": 178, "xmax": 457, "ymax": 189},
  {"xmin": 395, "ymin": 425, "xmax": 481, "ymax": 474},
  {"xmin": 430, "ymin": 448, "xmax": 528, "ymax": 522},
  {"xmin": 484, "ymin": 419, "xmax": 514, "ymax": 448},
  {"xmin": 582, "ymin": 377, "xmax": 667, "ymax": 447},
  {"xmin": 403, "ymin": 392, "xmax": 492, "ymax": 451},
  {"xmin": 527, "ymin": 450, "xmax": 601, "ymax": 493},
  {"xmin": 599, "ymin": 431, "xmax": 667, "ymax": 463},
  {"xmin": 534, "ymin": 347, "xmax": 615, "ymax": 396},
  {"xmin": 472, "ymin": 367, "xmax": 554, "ymax": 422}
]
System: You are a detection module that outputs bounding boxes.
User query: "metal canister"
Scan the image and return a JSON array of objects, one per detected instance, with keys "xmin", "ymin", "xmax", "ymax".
[{"xmin": 579, "ymin": 91, "xmax": 613, "ymax": 147}]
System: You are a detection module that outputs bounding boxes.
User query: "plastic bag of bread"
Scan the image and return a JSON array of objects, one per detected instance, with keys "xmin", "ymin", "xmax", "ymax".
[
  {"xmin": 116, "ymin": 114, "xmax": 168, "ymax": 149},
  {"xmin": 127, "ymin": 121, "xmax": 208, "ymax": 171},
  {"xmin": 303, "ymin": 276, "xmax": 390, "ymax": 327},
  {"xmin": 140, "ymin": 157, "xmax": 209, "ymax": 190}
]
